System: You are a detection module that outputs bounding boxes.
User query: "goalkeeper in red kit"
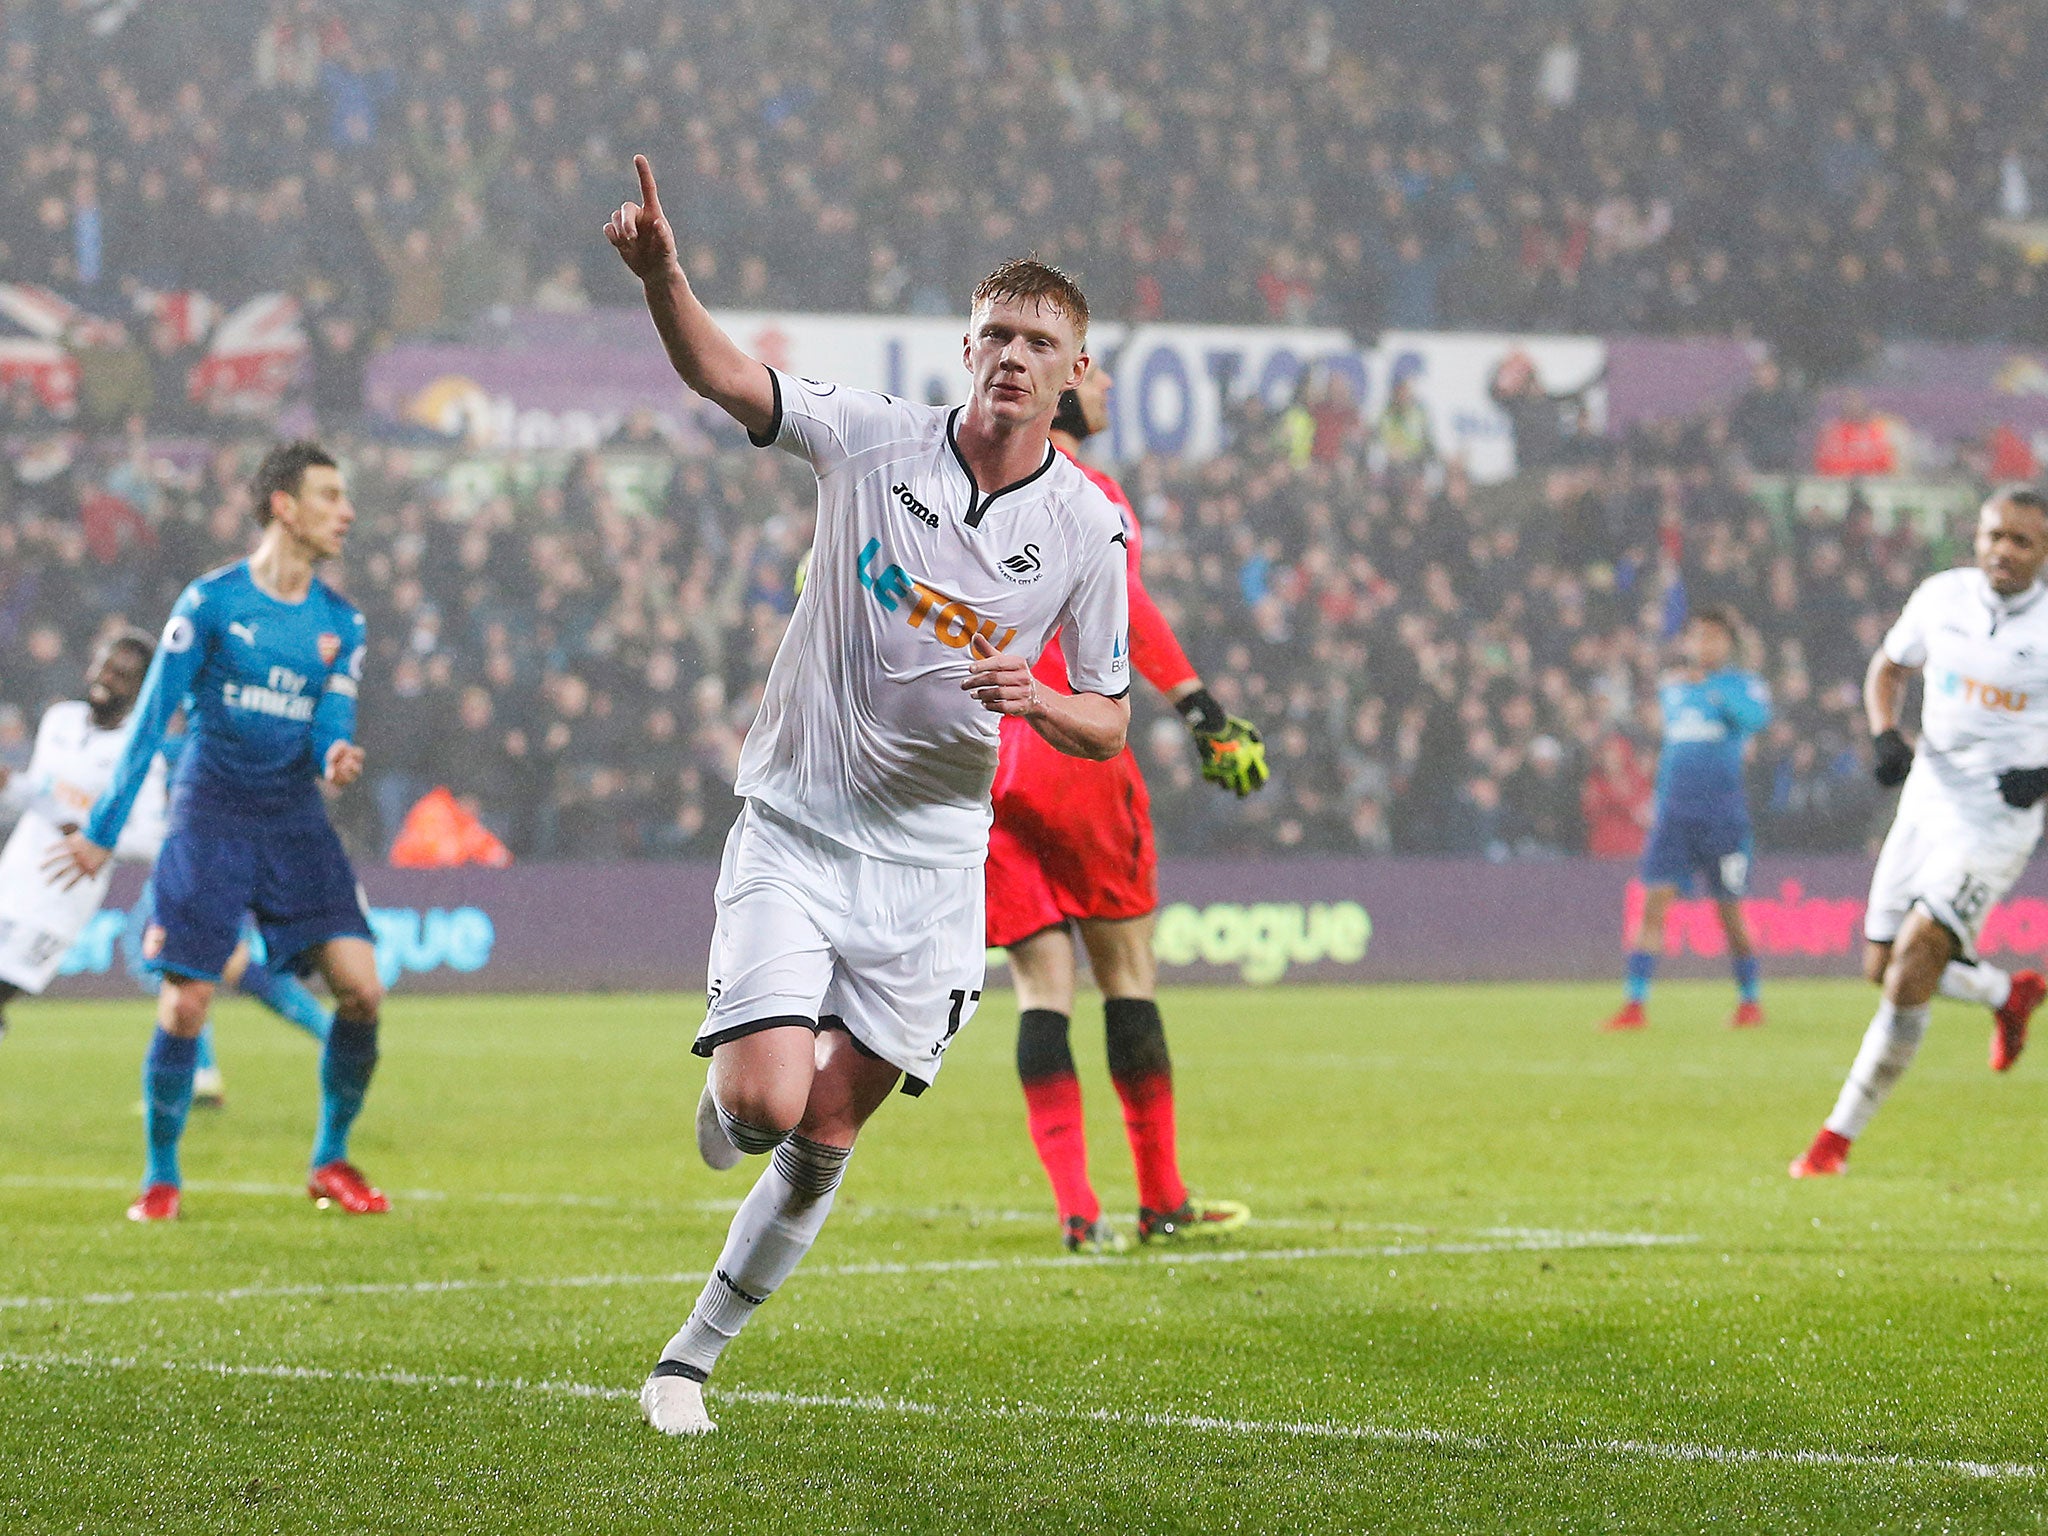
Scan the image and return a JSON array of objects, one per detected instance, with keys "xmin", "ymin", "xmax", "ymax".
[{"xmin": 987, "ymin": 363, "xmax": 1268, "ymax": 1253}]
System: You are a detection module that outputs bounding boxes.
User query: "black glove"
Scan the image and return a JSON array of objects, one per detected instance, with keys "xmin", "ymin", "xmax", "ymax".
[
  {"xmin": 1871, "ymin": 728, "xmax": 1913, "ymax": 788},
  {"xmin": 1999, "ymin": 766, "xmax": 2048, "ymax": 809},
  {"xmin": 1175, "ymin": 687, "xmax": 1229, "ymax": 739}
]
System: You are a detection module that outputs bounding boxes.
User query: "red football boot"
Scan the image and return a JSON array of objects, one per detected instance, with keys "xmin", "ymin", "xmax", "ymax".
[
  {"xmin": 308, "ymin": 1160, "xmax": 391, "ymax": 1214},
  {"xmin": 1730, "ymin": 1000, "xmax": 1765, "ymax": 1029},
  {"xmin": 1788, "ymin": 1128, "xmax": 1850, "ymax": 1179},
  {"xmin": 1601, "ymin": 1001, "xmax": 1647, "ymax": 1032},
  {"xmin": 1992, "ymin": 970, "xmax": 2045, "ymax": 1074},
  {"xmin": 126, "ymin": 1183, "xmax": 180, "ymax": 1222}
]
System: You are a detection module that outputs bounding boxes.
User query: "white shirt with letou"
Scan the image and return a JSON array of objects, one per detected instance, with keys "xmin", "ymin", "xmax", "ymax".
[
  {"xmin": 1884, "ymin": 566, "xmax": 2048, "ymax": 841},
  {"xmin": 735, "ymin": 369, "xmax": 1131, "ymax": 868},
  {"xmin": 0, "ymin": 701, "xmax": 167, "ymax": 992}
]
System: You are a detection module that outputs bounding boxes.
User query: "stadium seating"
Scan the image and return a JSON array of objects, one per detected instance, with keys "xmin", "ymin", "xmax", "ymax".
[
  {"xmin": 0, "ymin": 396, "xmax": 1916, "ymax": 861},
  {"xmin": 1, "ymin": 1, "xmax": 2044, "ymax": 367}
]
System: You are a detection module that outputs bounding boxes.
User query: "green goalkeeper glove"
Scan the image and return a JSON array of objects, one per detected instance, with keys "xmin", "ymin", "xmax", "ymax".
[{"xmin": 1176, "ymin": 688, "xmax": 1270, "ymax": 798}]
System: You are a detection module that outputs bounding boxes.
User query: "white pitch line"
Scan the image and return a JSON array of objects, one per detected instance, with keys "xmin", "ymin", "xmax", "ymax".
[
  {"xmin": 0, "ymin": 1230, "xmax": 1693, "ymax": 1313},
  {"xmin": 0, "ymin": 1348, "xmax": 2032, "ymax": 1483},
  {"xmin": 0, "ymin": 1174, "xmax": 1410, "ymax": 1230}
]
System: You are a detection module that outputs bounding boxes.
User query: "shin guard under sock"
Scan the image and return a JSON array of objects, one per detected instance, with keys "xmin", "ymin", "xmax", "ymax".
[
  {"xmin": 660, "ymin": 1133, "xmax": 851, "ymax": 1378},
  {"xmin": 1624, "ymin": 951, "xmax": 1657, "ymax": 1004},
  {"xmin": 1017, "ymin": 1008, "xmax": 1098, "ymax": 1223},
  {"xmin": 312, "ymin": 1015, "xmax": 379, "ymax": 1168},
  {"xmin": 1826, "ymin": 1000, "xmax": 1930, "ymax": 1140},
  {"xmin": 1105, "ymin": 997, "xmax": 1187, "ymax": 1213},
  {"xmin": 142, "ymin": 1028, "xmax": 199, "ymax": 1188}
]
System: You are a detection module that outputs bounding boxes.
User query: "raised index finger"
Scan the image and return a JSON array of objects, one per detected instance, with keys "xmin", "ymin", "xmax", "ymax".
[{"xmin": 635, "ymin": 154, "xmax": 661, "ymax": 215}]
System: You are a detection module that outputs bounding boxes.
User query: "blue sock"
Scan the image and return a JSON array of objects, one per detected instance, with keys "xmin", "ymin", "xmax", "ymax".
[
  {"xmin": 1733, "ymin": 955, "xmax": 1762, "ymax": 1003},
  {"xmin": 194, "ymin": 1025, "xmax": 218, "ymax": 1074},
  {"xmin": 312, "ymin": 1015, "xmax": 379, "ymax": 1169},
  {"xmin": 1624, "ymin": 951, "xmax": 1658, "ymax": 1004},
  {"xmin": 142, "ymin": 1029, "xmax": 200, "ymax": 1188},
  {"xmin": 237, "ymin": 962, "xmax": 333, "ymax": 1042}
]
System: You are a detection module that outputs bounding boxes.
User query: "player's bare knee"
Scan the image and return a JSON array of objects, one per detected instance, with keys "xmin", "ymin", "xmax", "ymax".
[
  {"xmin": 160, "ymin": 982, "xmax": 211, "ymax": 1037},
  {"xmin": 716, "ymin": 1089, "xmax": 804, "ymax": 1144},
  {"xmin": 1081, "ymin": 919, "xmax": 1157, "ymax": 999},
  {"xmin": 1862, "ymin": 942, "xmax": 1892, "ymax": 986},
  {"xmin": 1883, "ymin": 917, "xmax": 1952, "ymax": 1004},
  {"xmin": 712, "ymin": 1073, "xmax": 808, "ymax": 1146},
  {"xmin": 331, "ymin": 974, "xmax": 383, "ymax": 1022}
]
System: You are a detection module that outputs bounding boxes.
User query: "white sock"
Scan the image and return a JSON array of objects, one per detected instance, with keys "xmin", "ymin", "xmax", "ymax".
[
  {"xmin": 1824, "ymin": 1000, "xmax": 1931, "ymax": 1140},
  {"xmin": 1938, "ymin": 960, "xmax": 2011, "ymax": 1011},
  {"xmin": 660, "ymin": 1134, "xmax": 852, "ymax": 1378}
]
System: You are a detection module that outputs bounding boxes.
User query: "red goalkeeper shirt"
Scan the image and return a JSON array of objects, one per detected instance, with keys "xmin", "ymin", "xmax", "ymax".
[{"xmin": 1035, "ymin": 452, "xmax": 1197, "ymax": 699}]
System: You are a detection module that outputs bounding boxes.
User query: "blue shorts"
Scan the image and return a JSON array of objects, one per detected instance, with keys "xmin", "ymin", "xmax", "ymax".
[
  {"xmin": 1640, "ymin": 812, "xmax": 1753, "ymax": 900},
  {"xmin": 122, "ymin": 879, "xmax": 266, "ymax": 991},
  {"xmin": 146, "ymin": 815, "xmax": 372, "ymax": 982}
]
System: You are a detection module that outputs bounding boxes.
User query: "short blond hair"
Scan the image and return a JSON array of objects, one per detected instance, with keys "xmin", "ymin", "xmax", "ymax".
[{"xmin": 971, "ymin": 258, "xmax": 1090, "ymax": 347}]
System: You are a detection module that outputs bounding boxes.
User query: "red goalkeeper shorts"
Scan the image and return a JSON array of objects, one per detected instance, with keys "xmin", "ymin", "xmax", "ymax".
[{"xmin": 985, "ymin": 716, "xmax": 1158, "ymax": 948}]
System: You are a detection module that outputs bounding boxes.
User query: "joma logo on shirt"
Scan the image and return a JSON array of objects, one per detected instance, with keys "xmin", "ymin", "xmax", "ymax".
[
  {"xmin": 856, "ymin": 539, "xmax": 1017, "ymax": 651},
  {"xmin": 890, "ymin": 482, "xmax": 939, "ymax": 528},
  {"xmin": 1935, "ymin": 671, "xmax": 2029, "ymax": 711}
]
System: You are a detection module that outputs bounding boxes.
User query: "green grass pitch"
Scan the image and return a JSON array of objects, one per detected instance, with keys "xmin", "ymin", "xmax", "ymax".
[{"xmin": 3, "ymin": 980, "xmax": 2046, "ymax": 1533}]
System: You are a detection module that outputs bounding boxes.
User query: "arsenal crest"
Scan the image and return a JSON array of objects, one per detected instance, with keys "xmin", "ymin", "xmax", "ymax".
[{"xmin": 317, "ymin": 633, "xmax": 341, "ymax": 666}]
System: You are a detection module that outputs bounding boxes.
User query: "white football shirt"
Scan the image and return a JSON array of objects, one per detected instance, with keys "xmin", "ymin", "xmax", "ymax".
[
  {"xmin": 1884, "ymin": 567, "xmax": 2048, "ymax": 838},
  {"xmin": 0, "ymin": 701, "xmax": 167, "ymax": 993},
  {"xmin": 735, "ymin": 369, "xmax": 1131, "ymax": 867}
]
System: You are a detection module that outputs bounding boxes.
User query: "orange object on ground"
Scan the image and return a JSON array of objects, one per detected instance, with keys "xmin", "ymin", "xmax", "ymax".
[{"xmin": 388, "ymin": 785, "xmax": 512, "ymax": 868}]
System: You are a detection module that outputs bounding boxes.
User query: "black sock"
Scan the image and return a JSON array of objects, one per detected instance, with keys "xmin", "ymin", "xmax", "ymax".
[
  {"xmin": 1104, "ymin": 997, "xmax": 1171, "ymax": 1083},
  {"xmin": 1016, "ymin": 1008, "xmax": 1075, "ymax": 1083}
]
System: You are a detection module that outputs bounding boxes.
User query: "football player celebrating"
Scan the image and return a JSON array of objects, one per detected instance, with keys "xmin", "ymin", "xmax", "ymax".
[
  {"xmin": 50, "ymin": 441, "xmax": 387, "ymax": 1222},
  {"xmin": 1791, "ymin": 488, "xmax": 2048, "ymax": 1178},
  {"xmin": 1603, "ymin": 606, "xmax": 1771, "ymax": 1032},
  {"xmin": 988, "ymin": 361, "xmax": 1265, "ymax": 1252},
  {"xmin": 607, "ymin": 156, "xmax": 1132, "ymax": 1437}
]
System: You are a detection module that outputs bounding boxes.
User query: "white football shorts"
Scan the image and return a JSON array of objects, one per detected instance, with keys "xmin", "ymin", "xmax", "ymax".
[
  {"xmin": 692, "ymin": 799, "xmax": 986, "ymax": 1092},
  {"xmin": 1864, "ymin": 810, "xmax": 2037, "ymax": 960},
  {"xmin": 0, "ymin": 818, "xmax": 112, "ymax": 994}
]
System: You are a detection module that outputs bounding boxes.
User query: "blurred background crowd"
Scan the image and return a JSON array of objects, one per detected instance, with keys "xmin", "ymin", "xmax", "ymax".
[
  {"xmin": 3, "ymin": 0, "xmax": 2045, "ymax": 372},
  {"xmin": 0, "ymin": 387, "xmax": 1928, "ymax": 862},
  {"xmin": 1, "ymin": 0, "xmax": 2035, "ymax": 862}
]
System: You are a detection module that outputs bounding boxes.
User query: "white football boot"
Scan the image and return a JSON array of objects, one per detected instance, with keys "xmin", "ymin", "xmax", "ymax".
[{"xmin": 640, "ymin": 1372, "xmax": 717, "ymax": 1436}]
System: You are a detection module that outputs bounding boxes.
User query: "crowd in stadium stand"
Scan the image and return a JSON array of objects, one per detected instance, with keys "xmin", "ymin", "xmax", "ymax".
[
  {"xmin": 3, "ymin": 0, "xmax": 2045, "ymax": 375},
  {"xmin": 0, "ymin": 0, "xmax": 2026, "ymax": 862},
  {"xmin": 0, "ymin": 370, "xmax": 1933, "ymax": 862}
]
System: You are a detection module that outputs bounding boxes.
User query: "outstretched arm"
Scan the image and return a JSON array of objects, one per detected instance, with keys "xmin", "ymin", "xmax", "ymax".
[{"xmin": 606, "ymin": 154, "xmax": 776, "ymax": 442}]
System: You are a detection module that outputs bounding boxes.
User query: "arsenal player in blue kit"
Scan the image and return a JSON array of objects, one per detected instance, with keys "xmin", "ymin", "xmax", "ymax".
[{"xmin": 51, "ymin": 442, "xmax": 388, "ymax": 1222}]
